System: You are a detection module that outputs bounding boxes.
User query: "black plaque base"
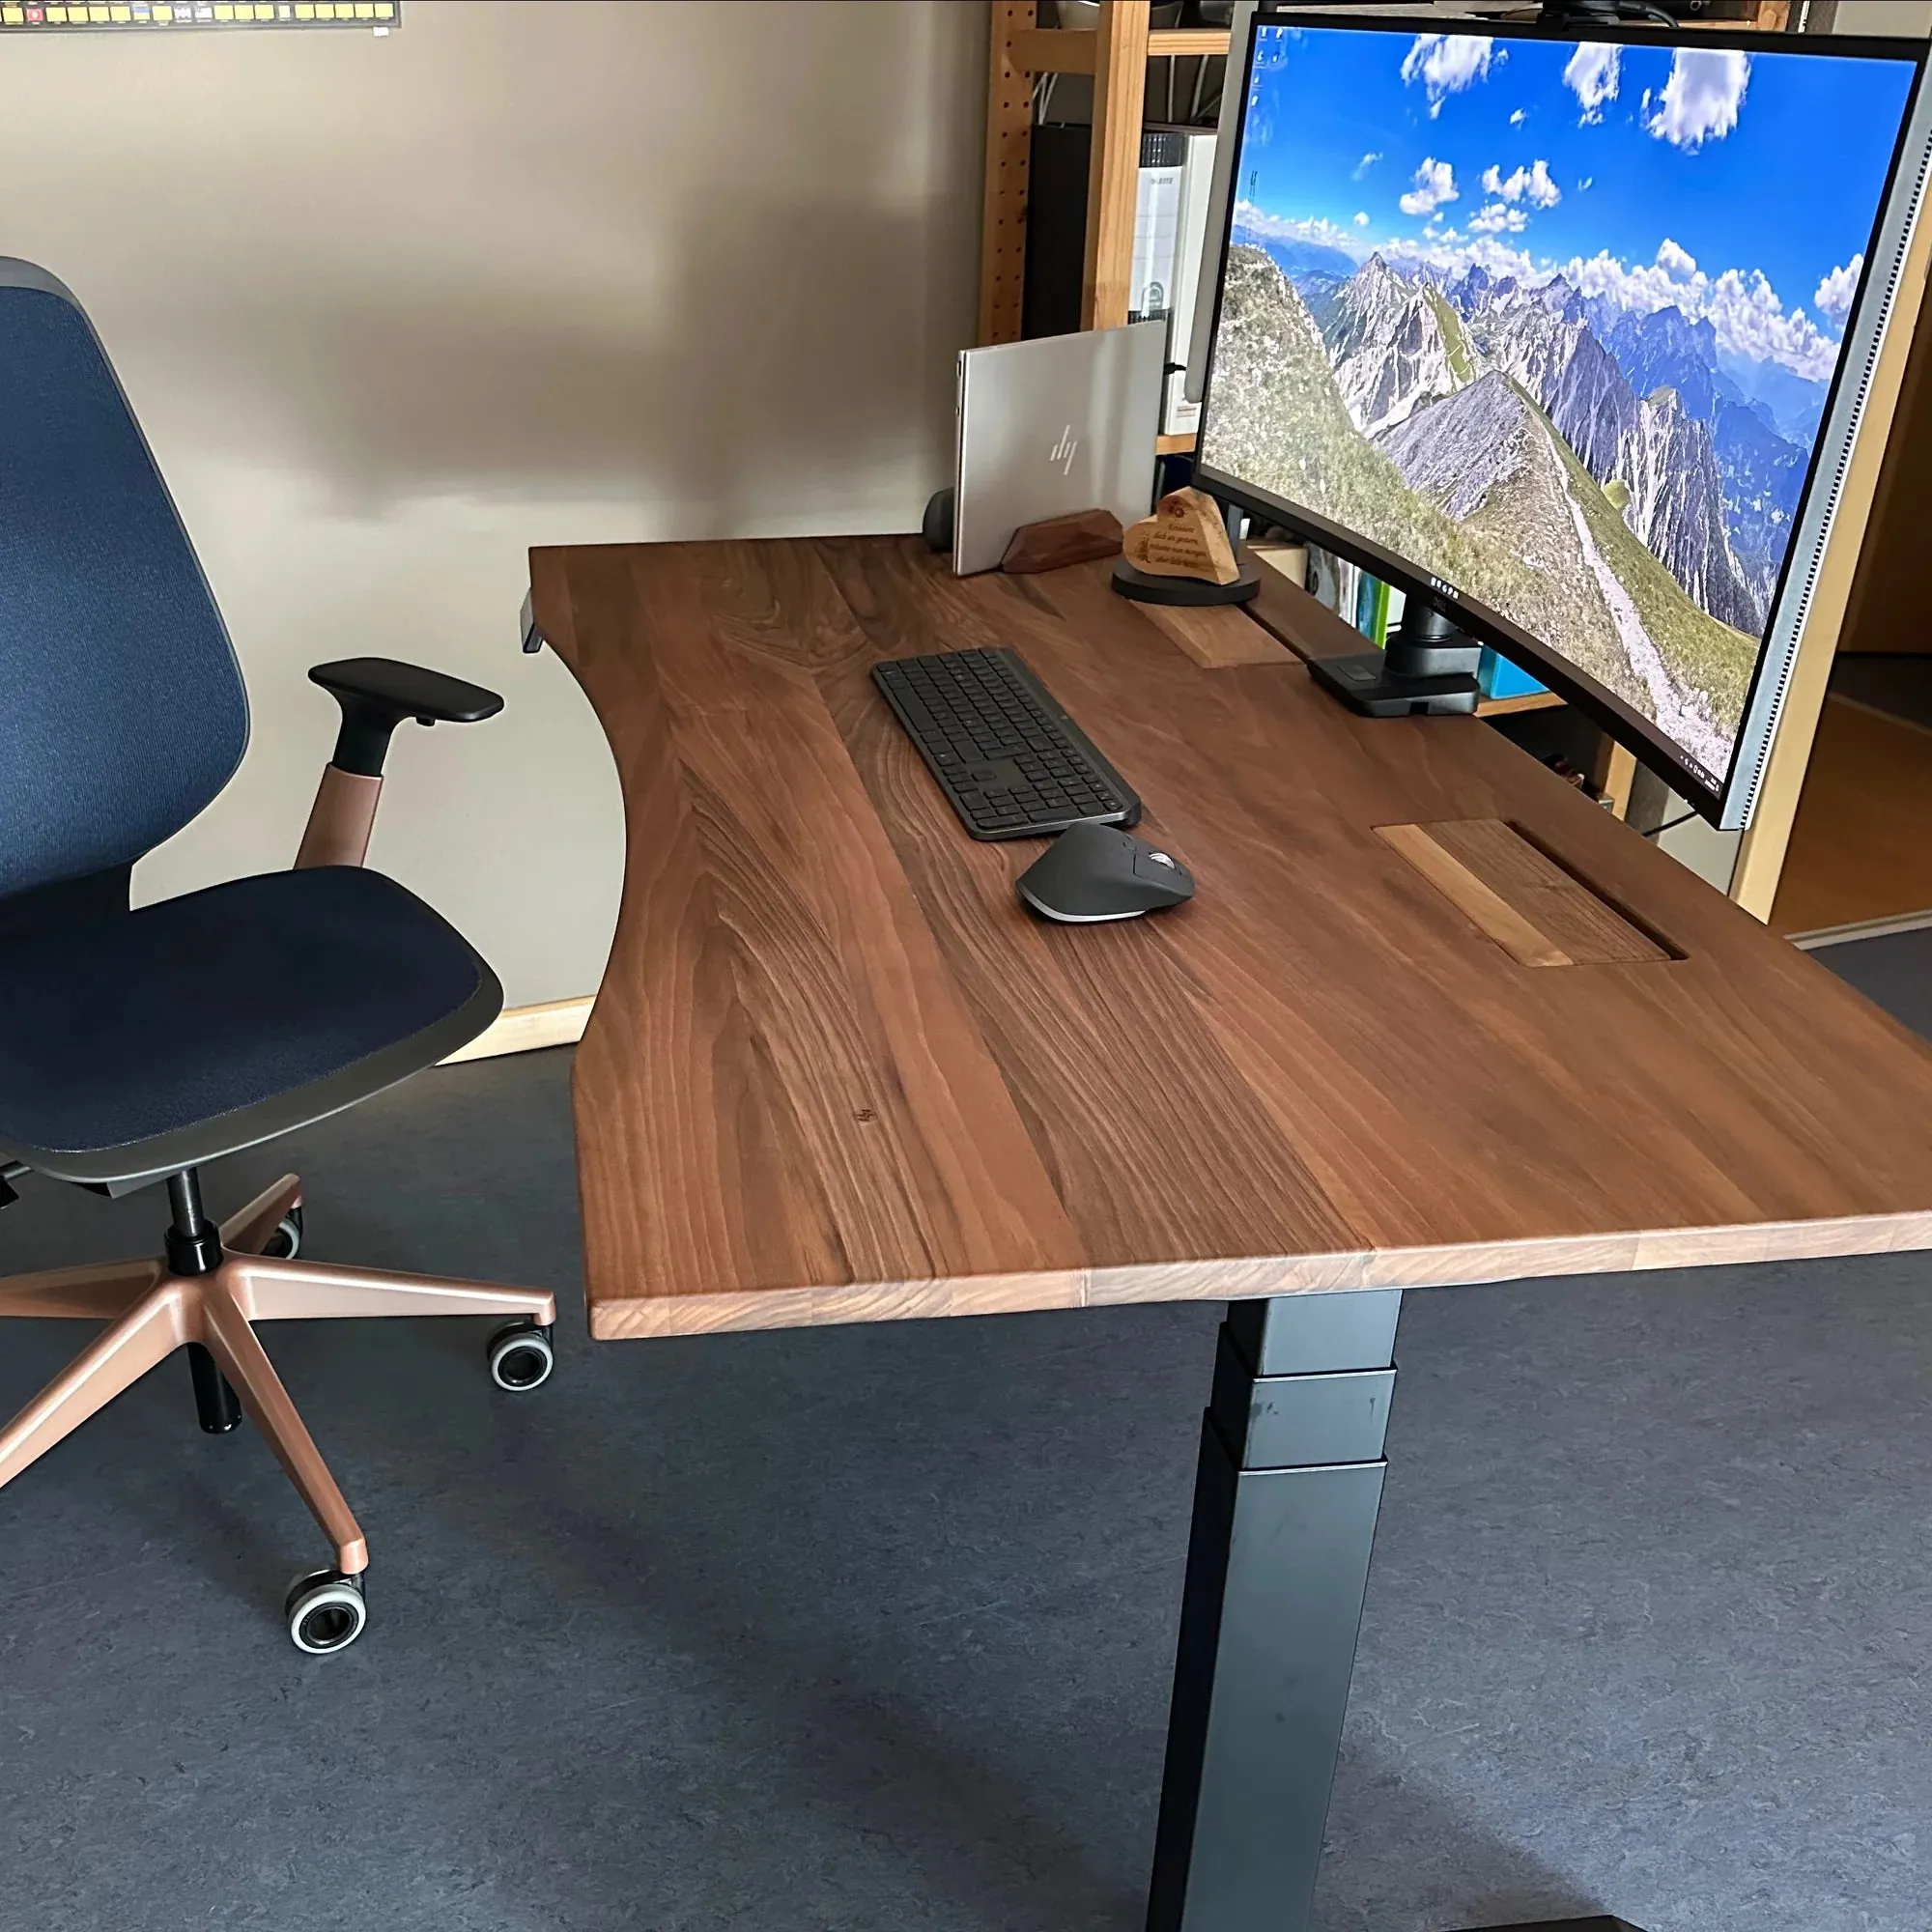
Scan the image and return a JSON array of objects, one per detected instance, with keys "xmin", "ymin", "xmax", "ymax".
[{"xmin": 1110, "ymin": 556, "xmax": 1263, "ymax": 606}]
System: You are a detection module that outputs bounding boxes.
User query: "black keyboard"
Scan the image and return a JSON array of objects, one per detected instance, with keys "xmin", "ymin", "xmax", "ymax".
[{"xmin": 872, "ymin": 648, "xmax": 1141, "ymax": 840}]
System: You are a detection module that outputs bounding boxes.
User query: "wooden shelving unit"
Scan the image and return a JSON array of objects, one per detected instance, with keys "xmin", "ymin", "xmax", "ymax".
[
  {"xmin": 980, "ymin": 2, "xmax": 1209, "ymax": 348},
  {"xmin": 977, "ymin": 3, "xmax": 1037, "ymax": 347}
]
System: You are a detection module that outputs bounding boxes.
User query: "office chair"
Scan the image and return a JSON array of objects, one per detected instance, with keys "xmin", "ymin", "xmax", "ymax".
[{"xmin": 0, "ymin": 260, "xmax": 557, "ymax": 1655}]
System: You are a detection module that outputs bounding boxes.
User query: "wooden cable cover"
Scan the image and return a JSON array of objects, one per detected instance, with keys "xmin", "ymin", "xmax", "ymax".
[{"xmin": 1378, "ymin": 820, "xmax": 1670, "ymax": 967}]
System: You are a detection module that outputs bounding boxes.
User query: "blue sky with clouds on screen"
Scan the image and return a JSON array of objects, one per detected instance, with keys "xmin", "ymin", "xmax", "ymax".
[{"xmin": 1234, "ymin": 24, "xmax": 1917, "ymax": 380}]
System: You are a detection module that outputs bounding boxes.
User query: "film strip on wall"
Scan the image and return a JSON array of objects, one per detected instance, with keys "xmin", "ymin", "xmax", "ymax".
[{"xmin": 0, "ymin": 1, "xmax": 397, "ymax": 25}]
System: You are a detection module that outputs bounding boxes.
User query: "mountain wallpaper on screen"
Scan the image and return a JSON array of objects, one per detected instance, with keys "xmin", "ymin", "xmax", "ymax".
[{"xmin": 1200, "ymin": 25, "xmax": 1917, "ymax": 786}]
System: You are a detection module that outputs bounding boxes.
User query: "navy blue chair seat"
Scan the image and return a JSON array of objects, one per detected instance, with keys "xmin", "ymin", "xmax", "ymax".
[{"xmin": 0, "ymin": 866, "xmax": 499, "ymax": 1186}]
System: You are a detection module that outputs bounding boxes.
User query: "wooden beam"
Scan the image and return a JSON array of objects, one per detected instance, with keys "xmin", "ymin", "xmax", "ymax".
[
  {"xmin": 1594, "ymin": 740, "xmax": 1638, "ymax": 821},
  {"xmin": 977, "ymin": 1, "xmax": 1037, "ymax": 347},
  {"xmin": 1010, "ymin": 24, "xmax": 1229, "ymax": 74},
  {"xmin": 1081, "ymin": 0, "xmax": 1151, "ymax": 331},
  {"xmin": 1148, "ymin": 26, "xmax": 1232, "ymax": 60},
  {"xmin": 1010, "ymin": 24, "xmax": 1094, "ymax": 74}
]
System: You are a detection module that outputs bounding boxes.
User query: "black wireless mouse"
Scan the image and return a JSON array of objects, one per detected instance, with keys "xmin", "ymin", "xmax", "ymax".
[{"xmin": 1015, "ymin": 822, "xmax": 1195, "ymax": 923}]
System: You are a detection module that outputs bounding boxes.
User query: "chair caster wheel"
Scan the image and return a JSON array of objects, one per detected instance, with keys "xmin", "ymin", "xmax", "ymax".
[
  {"xmin": 487, "ymin": 1320, "xmax": 554, "ymax": 1392},
  {"xmin": 265, "ymin": 1207, "xmax": 303, "ymax": 1260},
  {"xmin": 286, "ymin": 1568, "xmax": 366, "ymax": 1655}
]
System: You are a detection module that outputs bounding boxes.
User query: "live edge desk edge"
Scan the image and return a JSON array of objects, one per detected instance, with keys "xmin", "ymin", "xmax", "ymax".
[
  {"xmin": 527, "ymin": 534, "xmax": 1932, "ymax": 1342},
  {"xmin": 528, "ymin": 533, "xmax": 1932, "ymax": 1932}
]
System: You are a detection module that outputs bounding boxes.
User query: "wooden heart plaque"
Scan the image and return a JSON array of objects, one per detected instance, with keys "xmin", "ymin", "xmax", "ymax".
[{"xmin": 1122, "ymin": 488, "xmax": 1241, "ymax": 586}]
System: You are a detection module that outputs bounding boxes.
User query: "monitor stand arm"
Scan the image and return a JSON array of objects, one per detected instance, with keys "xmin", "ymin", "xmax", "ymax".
[{"xmin": 1306, "ymin": 601, "xmax": 1482, "ymax": 718}]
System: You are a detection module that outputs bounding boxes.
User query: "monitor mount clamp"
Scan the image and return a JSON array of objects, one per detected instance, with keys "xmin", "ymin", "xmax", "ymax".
[{"xmin": 1306, "ymin": 601, "xmax": 1482, "ymax": 719}]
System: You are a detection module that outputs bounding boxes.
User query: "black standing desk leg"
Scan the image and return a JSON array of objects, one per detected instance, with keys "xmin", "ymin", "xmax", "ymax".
[
  {"xmin": 1147, "ymin": 1289, "xmax": 1401, "ymax": 1932},
  {"xmin": 1145, "ymin": 1290, "xmax": 1648, "ymax": 1932}
]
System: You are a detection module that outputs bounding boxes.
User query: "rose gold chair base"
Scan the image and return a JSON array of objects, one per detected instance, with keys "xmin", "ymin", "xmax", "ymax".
[{"xmin": 0, "ymin": 1175, "xmax": 556, "ymax": 1580}]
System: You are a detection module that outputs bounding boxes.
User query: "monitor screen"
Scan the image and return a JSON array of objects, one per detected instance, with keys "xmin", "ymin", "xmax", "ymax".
[{"xmin": 1194, "ymin": 14, "xmax": 1927, "ymax": 826}]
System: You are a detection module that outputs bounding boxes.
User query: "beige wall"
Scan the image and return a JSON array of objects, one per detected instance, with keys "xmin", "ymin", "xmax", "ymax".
[{"xmin": 1, "ymin": 0, "xmax": 986, "ymax": 1005}]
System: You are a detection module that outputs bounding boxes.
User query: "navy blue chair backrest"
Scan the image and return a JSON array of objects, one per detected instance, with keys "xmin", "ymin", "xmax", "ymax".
[{"xmin": 0, "ymin": 261, "xmax": 248, "ymax": 903}]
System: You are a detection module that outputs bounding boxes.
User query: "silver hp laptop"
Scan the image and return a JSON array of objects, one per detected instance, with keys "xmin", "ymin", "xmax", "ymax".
[{"xmin": 952, "ymin": 319, "xmax": 1166, "ymax": 575}]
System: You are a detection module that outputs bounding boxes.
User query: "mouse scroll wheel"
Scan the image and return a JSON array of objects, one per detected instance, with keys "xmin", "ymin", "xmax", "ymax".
[{"xmin": 1146, "ymin": 850, "xmax": 1175, "ymax": 867}]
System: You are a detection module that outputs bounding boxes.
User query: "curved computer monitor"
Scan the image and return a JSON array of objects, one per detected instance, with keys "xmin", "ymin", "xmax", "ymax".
[{"xmin": 1191, "ymin": 10, "xmax": 1932, "ymax": 829}]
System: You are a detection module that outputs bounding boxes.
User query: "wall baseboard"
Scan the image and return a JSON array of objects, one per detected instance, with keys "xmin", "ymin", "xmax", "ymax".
[{"xmin": 441, "ymin": 995, "xmax": 593, "ymax": 1065}]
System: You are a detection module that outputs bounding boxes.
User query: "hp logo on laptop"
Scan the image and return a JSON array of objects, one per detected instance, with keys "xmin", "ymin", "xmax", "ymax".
[{"xmin": 1049, "ymin": 425, "xmax": 1078, "ymax": 474}]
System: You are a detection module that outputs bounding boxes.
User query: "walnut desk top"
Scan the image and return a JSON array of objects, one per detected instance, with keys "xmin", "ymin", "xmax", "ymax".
[{"xmin": 526, "ymin": 536, "xmax": 1932, "ymax": 1340}]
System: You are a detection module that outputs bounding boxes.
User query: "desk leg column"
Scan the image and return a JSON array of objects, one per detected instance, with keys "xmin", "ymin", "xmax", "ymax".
[{"xmin": 1146, "ymin": 1289, "xmax": 1402, "ymax": 1932}]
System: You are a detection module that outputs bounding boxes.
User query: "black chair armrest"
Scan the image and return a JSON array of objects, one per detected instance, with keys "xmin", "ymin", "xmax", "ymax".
[{"xmin": 309, "ymin": 658, "xmax": 504, "ymax": 777}]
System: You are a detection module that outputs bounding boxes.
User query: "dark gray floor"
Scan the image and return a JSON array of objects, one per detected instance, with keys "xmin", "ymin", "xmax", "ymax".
[
  {"xmin": 2, "ymin": 1037, "xmax": 1929, "ymax": 1931},
  {"xmin": 1804, "ymin": 923, "xmax": 1932, "ymax": 1038}
]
